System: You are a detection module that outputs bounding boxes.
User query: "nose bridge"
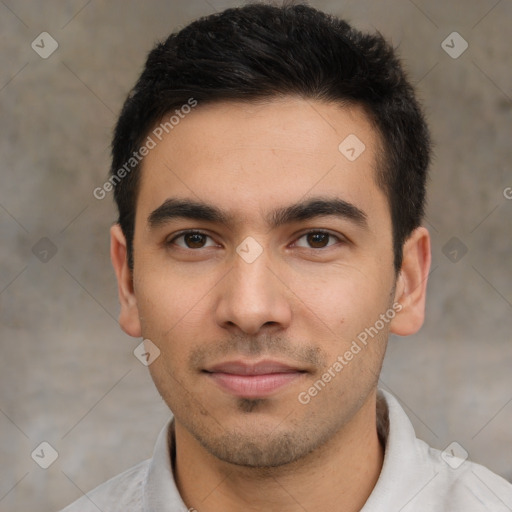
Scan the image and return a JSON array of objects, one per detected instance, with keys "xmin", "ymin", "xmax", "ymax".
[
  {"xmin": 215, "ymin": 241, "xmax": 291, "ymax": 334},
  {"xmin": 233, "ymin": 247, "xmax": 273, "ymax": 299}
]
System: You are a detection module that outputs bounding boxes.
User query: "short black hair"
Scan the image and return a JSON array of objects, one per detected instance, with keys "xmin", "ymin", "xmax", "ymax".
[{"xmin": 110, "ymin": 2, "xmax": 431, "ymax": 272}]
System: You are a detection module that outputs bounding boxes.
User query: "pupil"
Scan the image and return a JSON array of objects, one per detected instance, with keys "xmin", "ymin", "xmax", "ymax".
[
  {"xmin": 186, "ymin": 233, "xmax": 205, "ymax": 248},
  {"xmin": 308, "ymin": 232, "xmax": 328, "ymax": 248}
]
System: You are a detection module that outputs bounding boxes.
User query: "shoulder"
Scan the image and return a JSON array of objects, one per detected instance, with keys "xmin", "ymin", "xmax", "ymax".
[
  {"xmin": 371, "ymin": 390, "xmax": 512, "ymax": 511},
  {"xmin": 419, "ymin": 440, "xmax": 512, "ymax": 510},
  {"xmin": 57, "ymin": 459, "xmax": 150, "ymax": 512}
]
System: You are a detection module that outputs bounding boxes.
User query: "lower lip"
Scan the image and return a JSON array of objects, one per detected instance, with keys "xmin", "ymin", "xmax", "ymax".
[{"xmin": 206, "ymin": 372, "xmax": 302, "ymax": 398}]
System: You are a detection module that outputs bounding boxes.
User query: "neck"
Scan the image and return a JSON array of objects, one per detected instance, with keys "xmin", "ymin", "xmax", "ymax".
[{"xmin": 173, "ymin": 390, "xmax": 384, "ymax": 512}]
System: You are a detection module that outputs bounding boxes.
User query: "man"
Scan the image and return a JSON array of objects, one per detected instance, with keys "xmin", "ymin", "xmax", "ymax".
[{"xmin": 62, "ymin": 2, "xmax": 512, "ymax": 511}]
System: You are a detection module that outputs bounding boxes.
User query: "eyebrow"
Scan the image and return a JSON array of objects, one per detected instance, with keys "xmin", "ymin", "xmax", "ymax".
[{"xmin": 147, "ymin": 196, "xmax": 368, "ymax": 230}]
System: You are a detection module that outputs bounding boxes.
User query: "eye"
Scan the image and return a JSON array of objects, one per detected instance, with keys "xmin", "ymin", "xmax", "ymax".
[
  {"xmin": 168, "ymin": 230, "xmax": 218, "ymax": 249},
  {"xmin": 294, "ymin": 230, "xmax": 342, "ymax": 249}
]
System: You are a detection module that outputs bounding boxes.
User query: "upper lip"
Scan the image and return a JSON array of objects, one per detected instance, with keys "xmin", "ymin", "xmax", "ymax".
[{"xmin": 204, "ymin": 359, "xmax": 305, "ymax": 375}]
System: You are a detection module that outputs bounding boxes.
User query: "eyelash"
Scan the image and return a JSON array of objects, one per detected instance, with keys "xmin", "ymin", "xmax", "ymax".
[{"xmin": 167, "ymin": 229, "xmax": 344, "ymax": 250}]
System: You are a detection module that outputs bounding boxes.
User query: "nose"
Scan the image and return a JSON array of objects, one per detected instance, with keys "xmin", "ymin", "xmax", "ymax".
[{"xmin": 214, "ymin": 247, "xmax": 292, "ymax": 336}]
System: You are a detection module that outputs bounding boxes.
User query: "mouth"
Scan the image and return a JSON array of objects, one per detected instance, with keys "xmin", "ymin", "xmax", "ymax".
[{"xmin": 202, "ymin": 359, "xmax": 307, "ymax": 399}]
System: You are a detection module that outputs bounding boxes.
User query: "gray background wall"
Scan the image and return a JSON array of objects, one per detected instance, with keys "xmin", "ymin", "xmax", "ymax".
[{"xmin": 0, "ymin": 1, "xmax": 511, "ymax": 510}]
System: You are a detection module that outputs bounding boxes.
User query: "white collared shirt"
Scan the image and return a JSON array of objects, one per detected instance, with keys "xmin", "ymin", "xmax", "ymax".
[{"xmin": 59, "ymin": 390, "xmax": 512, "ymax": 511}]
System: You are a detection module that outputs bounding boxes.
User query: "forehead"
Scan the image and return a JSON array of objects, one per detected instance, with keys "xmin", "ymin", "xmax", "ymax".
[{"xmin": 136, "ymin": 97, "xmax": 387, "ymax": 229}]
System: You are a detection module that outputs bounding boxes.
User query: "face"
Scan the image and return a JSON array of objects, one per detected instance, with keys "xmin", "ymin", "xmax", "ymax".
[{"xmin": 111, "ymin": 97, "xmax": 428, "ymax": 468}]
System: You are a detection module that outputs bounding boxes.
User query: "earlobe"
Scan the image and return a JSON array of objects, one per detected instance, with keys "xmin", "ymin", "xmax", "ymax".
[
  {"xmin": 390, "ymin": 226, "xmax": 431, "ymax": 336},
  {"xmin": 110, "ymin": 224, "xmax": 142, "ymax": 338}
]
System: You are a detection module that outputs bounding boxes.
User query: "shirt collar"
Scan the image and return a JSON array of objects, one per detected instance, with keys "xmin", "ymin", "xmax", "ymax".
[
  {"xmin": 361, "ymin": 389, "xmax": 436, "ymax": 511},
  {"xmin": 143, "ymin": 419, "xmax": 187, "ymax": 511}
]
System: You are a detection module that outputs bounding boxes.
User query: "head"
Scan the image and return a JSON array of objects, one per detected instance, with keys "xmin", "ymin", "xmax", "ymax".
[{"xmin": 110, "ymin": 3, "xmax": 431, "ymax": 468}]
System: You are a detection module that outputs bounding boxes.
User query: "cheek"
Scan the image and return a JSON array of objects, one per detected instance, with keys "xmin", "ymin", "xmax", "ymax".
[
  {"xmin": 135, "ymin": 283, "xmax": 192, "ymax": 377},
  {"xmin": 288, "ymin": 266, "xmax": 391, "ymax": 337},
  {"xmin": 135, "ymin": 265, "xmax": 210, "ymax": 333}
]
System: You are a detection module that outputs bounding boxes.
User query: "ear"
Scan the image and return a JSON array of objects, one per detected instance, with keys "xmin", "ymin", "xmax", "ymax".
[
  {"xmin": 110, "ymin": 224, "xmax": 142, "ymax": 338},
  {"xmin": 390, "ymin": 226, "xmax": 431, "ymax": 336}
]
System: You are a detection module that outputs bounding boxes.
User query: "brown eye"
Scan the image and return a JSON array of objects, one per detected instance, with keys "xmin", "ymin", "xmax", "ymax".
[
  {"xmin": 169, "ymin": 231, "xmax": 216, "ymax": 249},
  {"xmin": 307, "ymin": 232, "xmax": 330, "ymax": 248},
  {"xmin": 184, "ymin": 233, "xmax": 207, "ymax": 248},
  {"xmin": 295, "ymin": 231, "xmax": 340, "ymax": 249}
]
